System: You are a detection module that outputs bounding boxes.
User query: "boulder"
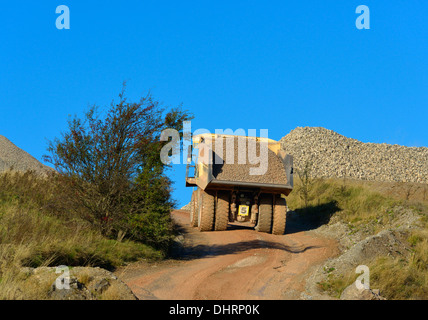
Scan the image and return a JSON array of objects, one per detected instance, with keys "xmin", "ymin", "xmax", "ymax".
[
  {"xmin": 340, "ymin": 281, "xmax": 386, "ymax": 300},
  {"xmin": 20, "ymin": 266, "xmax": 137, "ymax": 300},
  {"xmin": 49, "ymin": 277, "xmax": 94, "ymax": 300}
]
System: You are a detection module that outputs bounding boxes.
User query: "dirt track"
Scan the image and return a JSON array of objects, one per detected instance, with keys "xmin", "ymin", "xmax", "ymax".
[{"xmin": 117, "ymin": 210, "xmax": 339, "ymax": 300}]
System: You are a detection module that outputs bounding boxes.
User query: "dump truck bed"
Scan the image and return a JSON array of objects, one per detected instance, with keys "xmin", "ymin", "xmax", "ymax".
[{"xmin": 186, "ymin": 134, "xmax": 293, "ymax": 195}]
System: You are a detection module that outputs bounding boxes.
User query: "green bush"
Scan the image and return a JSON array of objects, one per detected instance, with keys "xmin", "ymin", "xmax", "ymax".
[{"xmin": 44, "ymin": 85, "xmax": 193, "ymax": 248}]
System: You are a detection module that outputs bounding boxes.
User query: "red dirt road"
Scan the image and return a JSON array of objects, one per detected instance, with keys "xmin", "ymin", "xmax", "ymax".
[{"xmin": 117, "ymin": 210, "xmax": 339, "ymax": 300}]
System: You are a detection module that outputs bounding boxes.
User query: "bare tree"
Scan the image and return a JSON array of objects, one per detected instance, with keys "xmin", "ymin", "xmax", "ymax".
[{"xmin": 296, "ymin": 160, "xmax": 314, "ymax": 207}]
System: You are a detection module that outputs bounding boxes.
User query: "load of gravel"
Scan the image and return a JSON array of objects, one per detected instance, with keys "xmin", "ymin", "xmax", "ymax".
[
  {"xmin": 0, "ymin": 135, "xmax": 53, "ymax": 175},
  {"xmin": 280, "ymin": 127, "xmax": 428, "ymax": 184},
  {"xmin": 211, "ymin": 137, "xmax": 288, "ymax": 185}
]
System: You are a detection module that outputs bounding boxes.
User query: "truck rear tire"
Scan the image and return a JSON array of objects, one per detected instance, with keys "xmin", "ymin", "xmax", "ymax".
[
  {"xmin": 190, "ymin": 190, "xmax": 198, "ymax": 227},
  {"xmin": 272, "ymin": 196, "xmax": 287, "ymax": 235},
  {"xmin": 255, "ymin": 194, "xmax": 273, "ymax": 233},
  {"xmin": 214, "ymin": 191, "xmax": 229, "ymax": 231},
  {"xmin": 198, "ymin": 189, "xmax": 215, "ymax": 231}
]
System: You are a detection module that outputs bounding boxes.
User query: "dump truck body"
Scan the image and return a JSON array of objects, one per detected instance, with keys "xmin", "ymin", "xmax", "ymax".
[{"xmin": 186, "ymin": 133, "xmax": 293, "ymax": 234}]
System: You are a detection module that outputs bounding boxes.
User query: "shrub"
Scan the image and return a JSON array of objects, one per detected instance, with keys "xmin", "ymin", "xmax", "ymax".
[{"xmin": 44, "ymin": 84, "xmax": 193, "ymax": 248}]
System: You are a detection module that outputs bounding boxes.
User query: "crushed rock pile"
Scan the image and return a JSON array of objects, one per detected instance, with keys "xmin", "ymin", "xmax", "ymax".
[
  {"xmin": 280, "ymin": 127, "xmax": 428, "ymax": 184},
  {"xmin": 0, "ymin": 135, "xmax": 53, "ymax": 175}
]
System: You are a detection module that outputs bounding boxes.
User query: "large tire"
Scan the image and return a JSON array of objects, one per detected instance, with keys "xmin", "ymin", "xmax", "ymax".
[
  {"xmin": 255, "ymin": 194, "xmax": 273, "ymax": 233},
  {"xmin": 214, "ymin": 192, "xmax": 229, "ymax": 231},
  {"xmin": 272, "ymin": 196, "xmax": 287, "ymax": 235},
  {"xmin": 190, "ymin": 190, "xmax": 198, "ymax": 227},
  {"xmin": 198, "ymin": 189, "xmax": 215, "ymax": 231}
]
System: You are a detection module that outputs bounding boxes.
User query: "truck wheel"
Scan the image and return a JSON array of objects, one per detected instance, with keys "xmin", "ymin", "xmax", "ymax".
[
  {"xmin": 255, "ymin": 194, "xmax": 273, "ymax": 233},
  {"xmin": 198, "ymin": 189, "xmax": 215, "ymax": 231},
  {"xmin": 190, "ymin": 190, "xmax": 198, "ymax": 227},
  {"xmin": 272, "ymin": 196, "xmax": 287, "ymax": 235},
  {"xmin": 214, "ymin": 192, "xmax": 229, "ymax": 231}
]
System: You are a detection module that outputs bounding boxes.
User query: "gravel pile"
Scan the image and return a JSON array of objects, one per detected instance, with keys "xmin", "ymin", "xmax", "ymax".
[
  {"xmin": 211, "ymin": 137, "xmax": 288, "ymax": 185},
  {"xmin": 280, "ymin": 127, "xmax": 428, "ymax": 184},
  {"xmin": 0, "ymin": 135, "xmax": 53, "ymax": 175}
]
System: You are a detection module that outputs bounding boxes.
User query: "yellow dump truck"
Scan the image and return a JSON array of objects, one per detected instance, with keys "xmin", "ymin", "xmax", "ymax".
[{"xmin": 185, "ymin": 133, "xmax": 293, "ymax": 235}]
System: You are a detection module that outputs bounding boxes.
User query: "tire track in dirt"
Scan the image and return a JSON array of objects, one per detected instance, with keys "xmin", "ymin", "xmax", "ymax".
[{"xmin": 117, "ymin": 210, "xmax": 339, "ymax": 300}]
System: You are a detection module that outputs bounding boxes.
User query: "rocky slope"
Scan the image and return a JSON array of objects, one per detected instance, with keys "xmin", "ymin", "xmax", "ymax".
[
  {"xmin": 0, "ymin": 135, "xmax": 53, "ymax": 174},
  {"xmin": 280, "ymin": 127, "xmax": 428, "ymax": 184}
]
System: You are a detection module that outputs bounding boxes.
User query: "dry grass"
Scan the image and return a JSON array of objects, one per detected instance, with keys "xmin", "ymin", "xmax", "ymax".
[
  {"xmin": 0, "ymin": 171, "xmax": 163, "ymax": 299},
  {"xmin": 77, "ymin": 271, "xmax": 92, "ymax": 287},
  {"xmin": 369, "ymin": 228, "xmax": 428, "ymax": 300},
  {"xmin": 317, "ymin": 268, "xmax": 358, "ymax": 299},
  {"xmin": 290, "ymin": 176, "xmax": 428, "ymax": 299},
  {"xmin": 288, "ymin": 177, "xmax": 427, "ymax": 231},
  {"xmin": 0, "ymin": 245, "xmax": 58, "ymax": 299},
  {"xmin": 99, "ymin": 281, "xmax": 129, "ymax": 300}
]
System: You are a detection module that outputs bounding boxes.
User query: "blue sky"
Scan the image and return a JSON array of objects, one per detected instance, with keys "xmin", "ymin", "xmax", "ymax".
[{"xmin": 1, "ymin": 1, "xmax": 427, "ymax": 206}]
